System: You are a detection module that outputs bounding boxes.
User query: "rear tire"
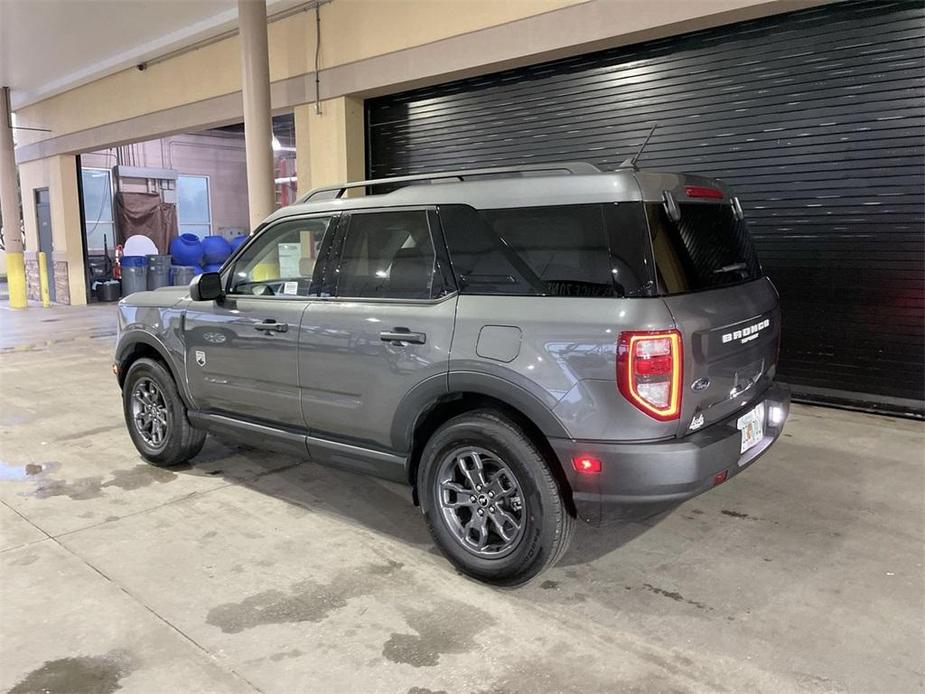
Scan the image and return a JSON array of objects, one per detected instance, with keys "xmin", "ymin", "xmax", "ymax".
[
  {"xmin": 122, "ymin": 357, "xmax": 206, "ymax": 467},
  {"xmin": 418, "ymin": 409, "xmax": 573, "ymax": 586}
]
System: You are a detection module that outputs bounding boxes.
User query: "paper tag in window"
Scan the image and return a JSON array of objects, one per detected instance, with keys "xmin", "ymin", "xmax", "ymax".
[{"xmin": 283, "ymin": 281, "xmax": 298, "ymax": 295}]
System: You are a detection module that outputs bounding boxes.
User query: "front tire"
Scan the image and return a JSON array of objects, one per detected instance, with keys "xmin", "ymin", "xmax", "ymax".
[
  {"xmin": 418, "ymin": 410, "xmax": 573, "ymax": 586},
  {"xmin": 122, "ymin": 357, "xmax": 205, "ymax": 466}
]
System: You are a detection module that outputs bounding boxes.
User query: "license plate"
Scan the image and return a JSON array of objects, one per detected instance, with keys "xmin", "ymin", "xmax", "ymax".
[{"xmin": 737, "ymin": 402, "xmax": 765, "ymax": 456}]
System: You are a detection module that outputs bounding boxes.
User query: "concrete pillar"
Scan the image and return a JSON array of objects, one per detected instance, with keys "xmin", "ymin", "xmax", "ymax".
[
  {"xmin": 49, "ymin": 155, "xmax": 87, "ymax": 305},
  {"xmin": 238, "ymin": 0, "xmax": 276, "ymax": 230},
  {"xmin": 0, "ymin": 86, "xmax": 27, "ymax": 308},
  {"xmin": 294, "ymin": 97, "xmax": 365, "ymax": 198}
]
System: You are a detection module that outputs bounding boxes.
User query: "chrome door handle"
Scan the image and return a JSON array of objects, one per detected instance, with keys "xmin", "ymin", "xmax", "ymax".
[
  {"xmin": 380, "ymin": 328, "xmax": 426, "ymax": 345},
  {"xmin": 254, "ymin": 320, "xmax": 289, "ymax": 333}
]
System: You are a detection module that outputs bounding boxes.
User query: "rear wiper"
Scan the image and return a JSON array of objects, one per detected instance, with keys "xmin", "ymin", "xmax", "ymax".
[{"xmin": 713, "ymin": 262, "xmax": 747, "ymax": 274}]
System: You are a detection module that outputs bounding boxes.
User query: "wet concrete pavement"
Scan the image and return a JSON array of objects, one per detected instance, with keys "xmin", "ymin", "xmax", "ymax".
[{"xmin": 1, "ymin": 302, "xmax": 923, "ymax": 693}]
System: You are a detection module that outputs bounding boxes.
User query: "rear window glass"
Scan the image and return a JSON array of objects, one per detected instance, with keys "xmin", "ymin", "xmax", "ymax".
[
  {"xmin": 646, "ymin": 202, "xmax": 762, "ymax": 294},
  {"xmin": 438, "ymin": 204, "xmax": 652, "ymax": 298}
]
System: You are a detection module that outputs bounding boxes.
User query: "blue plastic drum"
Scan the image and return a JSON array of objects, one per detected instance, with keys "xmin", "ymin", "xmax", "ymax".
[
  {"xmin": 169, "ymin": 233, "xmax": 203, "ymax": 266},
  {"xmin": 202, "ymin": 235, "xmax": 232, "ymax": 264}
]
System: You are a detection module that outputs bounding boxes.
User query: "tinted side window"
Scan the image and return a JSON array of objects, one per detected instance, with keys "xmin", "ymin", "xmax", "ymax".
[
  {"xmin": 439, "ymin": 204, "xmax": 653, "ymax": 297},
  {"xmin": 645, "ymin": 202, "xmax": 762, "ymax": 294},
  {"xmin": 335, "ymin": 210, "xmax": 438, "ymax": 299},
  {"xmin": 603, "ymin": 203, "xmax": 657, "ymax": 298},
  {"xmin": 438, "ymin": 205, "xmax": 541, "ymax": 295},
  {"xmin": 229, "ymin": 216, "xmax": 332, "ymax": 297}
]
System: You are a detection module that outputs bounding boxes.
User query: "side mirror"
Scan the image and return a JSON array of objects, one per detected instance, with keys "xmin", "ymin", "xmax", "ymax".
[{"xmin": 189, "ymin": 272, "xmax": 224, "ymax": 302}]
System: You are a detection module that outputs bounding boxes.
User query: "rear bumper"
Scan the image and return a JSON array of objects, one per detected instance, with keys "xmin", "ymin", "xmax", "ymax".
[{"xmin": 550, "ymin": 383, "xmax": 790, "ymax": 525}]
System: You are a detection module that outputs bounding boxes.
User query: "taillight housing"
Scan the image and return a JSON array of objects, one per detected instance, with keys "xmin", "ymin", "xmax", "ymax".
[
  {"xmin": 684, "ymin": 185, "xmax": 725, "ymax": 200},
  {"xmin": 617, "ymin": 330, "xmax": 683, "ymax": 421}
]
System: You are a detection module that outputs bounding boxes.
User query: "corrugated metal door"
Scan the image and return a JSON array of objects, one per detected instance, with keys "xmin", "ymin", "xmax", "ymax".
[{"xmin": 366, "ymin": 0, "xmax": 925, "ymax": 414}]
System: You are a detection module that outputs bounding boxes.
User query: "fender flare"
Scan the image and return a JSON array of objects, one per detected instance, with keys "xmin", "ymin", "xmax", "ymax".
[
  {"xmin": 390, "ymin": 370, "xmax": 570, "ymax": 453},
  {"xmin": 115, "ymin": 330, "xmax": 195, "ymax": 407}
]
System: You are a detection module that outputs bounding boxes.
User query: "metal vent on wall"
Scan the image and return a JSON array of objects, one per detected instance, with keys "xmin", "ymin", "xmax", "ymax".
[{"xmin": 366, "ymin": 0, "xmax": 925, "ymax": 416}]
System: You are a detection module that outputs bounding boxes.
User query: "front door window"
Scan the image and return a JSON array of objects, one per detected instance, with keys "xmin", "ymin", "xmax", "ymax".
[{"xmin": 229, "ymin": 216, "xmax": 334, "ymax": 297}]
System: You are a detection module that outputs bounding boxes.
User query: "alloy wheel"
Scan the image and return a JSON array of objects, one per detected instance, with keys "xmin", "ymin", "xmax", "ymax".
[
  {"xmin": 131, "ymin": 377, "xmax": 169, "ymax": 449},
  {"xmin": 435, "ymin": 446, "xmax": 526, "ymax": 558}
]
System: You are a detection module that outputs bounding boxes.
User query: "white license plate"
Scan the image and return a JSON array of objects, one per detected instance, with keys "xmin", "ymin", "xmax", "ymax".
[{"xmin": 737, "ymin": 402, "xmax": 765, "ymax": 456}]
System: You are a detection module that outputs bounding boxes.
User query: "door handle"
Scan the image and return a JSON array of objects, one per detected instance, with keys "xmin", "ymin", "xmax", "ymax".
[
  {"xmin": 254, "ymin": 320, "xmax": 289, "ymax": 333},
  {"xmin": 380, "ymin": 328, "xmax": 426, "ymax": 345}
]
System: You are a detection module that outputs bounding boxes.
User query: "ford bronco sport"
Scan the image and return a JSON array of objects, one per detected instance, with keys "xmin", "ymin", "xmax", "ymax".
[{"xmin": 115, "ymin": 162, "xmax": 790, "ymax": 585}]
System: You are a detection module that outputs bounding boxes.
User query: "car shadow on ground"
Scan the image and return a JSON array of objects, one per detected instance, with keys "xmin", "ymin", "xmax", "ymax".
[{"xmin": 173, "ymin": 436, "xmax": 675, "ymax": 571}]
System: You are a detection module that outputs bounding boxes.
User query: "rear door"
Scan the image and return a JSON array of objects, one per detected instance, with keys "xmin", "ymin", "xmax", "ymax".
[
  {"xmin": 183, "ymin": 214, "xmax": 336, "ymax": 429},
  {"xmin": 644, "ymin": 188, "xmax": 780, "ymax": 434},
  {"xmin": 300, "ymin": 208, "xmax": 456, "ymax": 456}
]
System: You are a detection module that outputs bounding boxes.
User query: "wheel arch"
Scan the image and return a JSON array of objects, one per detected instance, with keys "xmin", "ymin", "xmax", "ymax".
[
  {"xmin": 116, "ymin": 331, "xmax": 192, "ymax": 407},
  {"xmin": 403, "ymin": 379, "xmax": 574, "ymax": 512}
]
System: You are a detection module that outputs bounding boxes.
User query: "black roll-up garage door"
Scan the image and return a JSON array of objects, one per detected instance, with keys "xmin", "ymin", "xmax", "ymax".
[{"xmin": 366, "ymin": 0, "xmax": 925, "ymax": 416}]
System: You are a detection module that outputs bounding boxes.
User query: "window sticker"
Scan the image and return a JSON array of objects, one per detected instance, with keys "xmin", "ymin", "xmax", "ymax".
[{"xmin": 283, "ymin": 281, "xmax": 298, "ymax": 295}]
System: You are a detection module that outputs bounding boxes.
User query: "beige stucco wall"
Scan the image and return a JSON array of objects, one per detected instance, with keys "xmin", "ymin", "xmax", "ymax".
[
  {"xmin": 19, "ymin": 158, "xmax": 49, "ymax": 254},
  {"xmin": 295, "ymin": 97, "xmax": 364, "ymax": 196},
  {"xmin": 19, "ymin": 156, "xmax": 86, "ymax": 304},
  {"xmin": 13, "ymin": 0, "xmax": 581, "ymax": 144}
]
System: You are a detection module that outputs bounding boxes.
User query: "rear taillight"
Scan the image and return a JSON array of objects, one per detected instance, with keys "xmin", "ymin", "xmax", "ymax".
[
  {"xmin": 617, "ymin": 330, "xmax": 683, "ymax": 421},
  {"xmin": 684, "ymin": 185, "xmax": 725, "ymax": 200}
]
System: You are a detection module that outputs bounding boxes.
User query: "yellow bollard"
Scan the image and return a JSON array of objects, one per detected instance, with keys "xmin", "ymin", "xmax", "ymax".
[
  {"xmin": 37, "ymin": 251, "xmax": 51, "ymax": 308},
  {"xmin": 5, "ymin": 251, "xmax": 27, "ymax": 309}
]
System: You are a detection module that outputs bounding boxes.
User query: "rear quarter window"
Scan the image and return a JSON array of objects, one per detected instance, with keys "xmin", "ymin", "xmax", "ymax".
[{"xmin": 438, "ymin": 203, "xmax": 652, "ymax": 297}]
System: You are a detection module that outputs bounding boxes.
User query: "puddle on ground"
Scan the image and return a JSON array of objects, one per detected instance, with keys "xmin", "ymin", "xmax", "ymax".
[
  {"xmin": 8, "ymin": 650, "xmax": 134, "ymax": 694},
  {"xmin": 0, "ymin": 461, "xmax": 60, "ymax": 482},
  {"xmin": 102, "ymin": 464, "xmax": 177, "ymax": 491},
  {"xmin": 206, "ymin": 559, "xmax": 404, "ymax": 634},
  {"xmin": 32, "ymin": 476, "xmax": 106, "ymax": 501},
  {"xmin": 5, "ymin": 463, "xmax": 176, "ymax": 501},
  {"xmin": 382, "ymin": 599, "xmax": 495, "ymax": 667}
]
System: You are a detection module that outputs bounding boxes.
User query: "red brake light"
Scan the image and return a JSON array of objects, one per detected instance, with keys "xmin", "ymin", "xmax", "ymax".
[
  {"xmin": 617, "ymin": 330, "xmax": 683, "ymax": 421},
  {"xmin": 684, "ymin": 185, "xmax": 724, "ymax": 200},
  {"xmin": 572, "ymin": 456, "xmax": 602, "ymax": 474}
]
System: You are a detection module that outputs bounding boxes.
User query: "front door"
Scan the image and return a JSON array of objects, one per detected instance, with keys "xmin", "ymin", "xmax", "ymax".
[
  {"xmin": 300, "ymin": 208, "xmax": 456, "ymax": 453},
  {"xmin": 184, "ymin": 214, "xmax": 336, "ymax": 429},
  {"xmin": 35, "ymin": 189, "xmax": 55, "ymax": 303}
]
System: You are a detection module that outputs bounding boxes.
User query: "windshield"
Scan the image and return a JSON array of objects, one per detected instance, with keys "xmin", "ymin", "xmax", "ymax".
[{"xmin": 645, "ymin": 202, "xmax": 762, "ymax": 294}]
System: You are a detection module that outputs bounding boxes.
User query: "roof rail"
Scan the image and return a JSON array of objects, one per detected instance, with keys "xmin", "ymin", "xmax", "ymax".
[{"xmin": 298, "ymin": 162, "xmax": 601, "ymax": 203}]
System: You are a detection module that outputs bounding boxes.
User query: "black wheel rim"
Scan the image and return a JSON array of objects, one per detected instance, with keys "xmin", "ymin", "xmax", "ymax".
[
  {"xmin": 131, "ymin": 377, "xmax": 169, "ymax": 449},
  {"xmin": 435, "ymin": 446, "xmax": 526, "ymax": 558}
]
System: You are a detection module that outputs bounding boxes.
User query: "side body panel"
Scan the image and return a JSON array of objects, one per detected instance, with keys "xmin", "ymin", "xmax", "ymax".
[
  {"xmin": 182, "ymin": 296, "xmax": 308, "ymax": 429},
  {"xmin": 299, "ymin": 295, "xmax": 457, "ymax": 453},
  {"xmin": 449, "ymin": 295, "xmax": 679, "ymax": 442}
]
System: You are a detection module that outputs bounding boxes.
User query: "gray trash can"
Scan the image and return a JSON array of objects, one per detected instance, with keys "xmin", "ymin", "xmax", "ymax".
[
  {"xmin": 121, "ymin": 256, "xmax": 148, "ymax": 297},
  {"xmin": 171, "ymin": 265, "xmax": 197, "ymax": 287},
  {"xmin": 147, "ymin": 255, "xmax": 172, "ymax": 290}
]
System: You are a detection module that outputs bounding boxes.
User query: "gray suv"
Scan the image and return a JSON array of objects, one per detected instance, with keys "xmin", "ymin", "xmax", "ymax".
[{"xmin": 114, "ymin": 163, "xmax": 790, "ymax": 585}]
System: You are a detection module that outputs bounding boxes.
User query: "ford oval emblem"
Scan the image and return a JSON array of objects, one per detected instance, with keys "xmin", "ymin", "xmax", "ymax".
[{"xmin": 691, "ymin": 377, "xmax": 711, "ymax": 392}]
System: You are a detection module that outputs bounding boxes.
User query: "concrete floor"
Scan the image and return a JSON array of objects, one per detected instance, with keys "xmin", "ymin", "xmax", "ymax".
[{"xmin": 1, "ymin": 301, "xmax": 923, "ymax": 694}]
